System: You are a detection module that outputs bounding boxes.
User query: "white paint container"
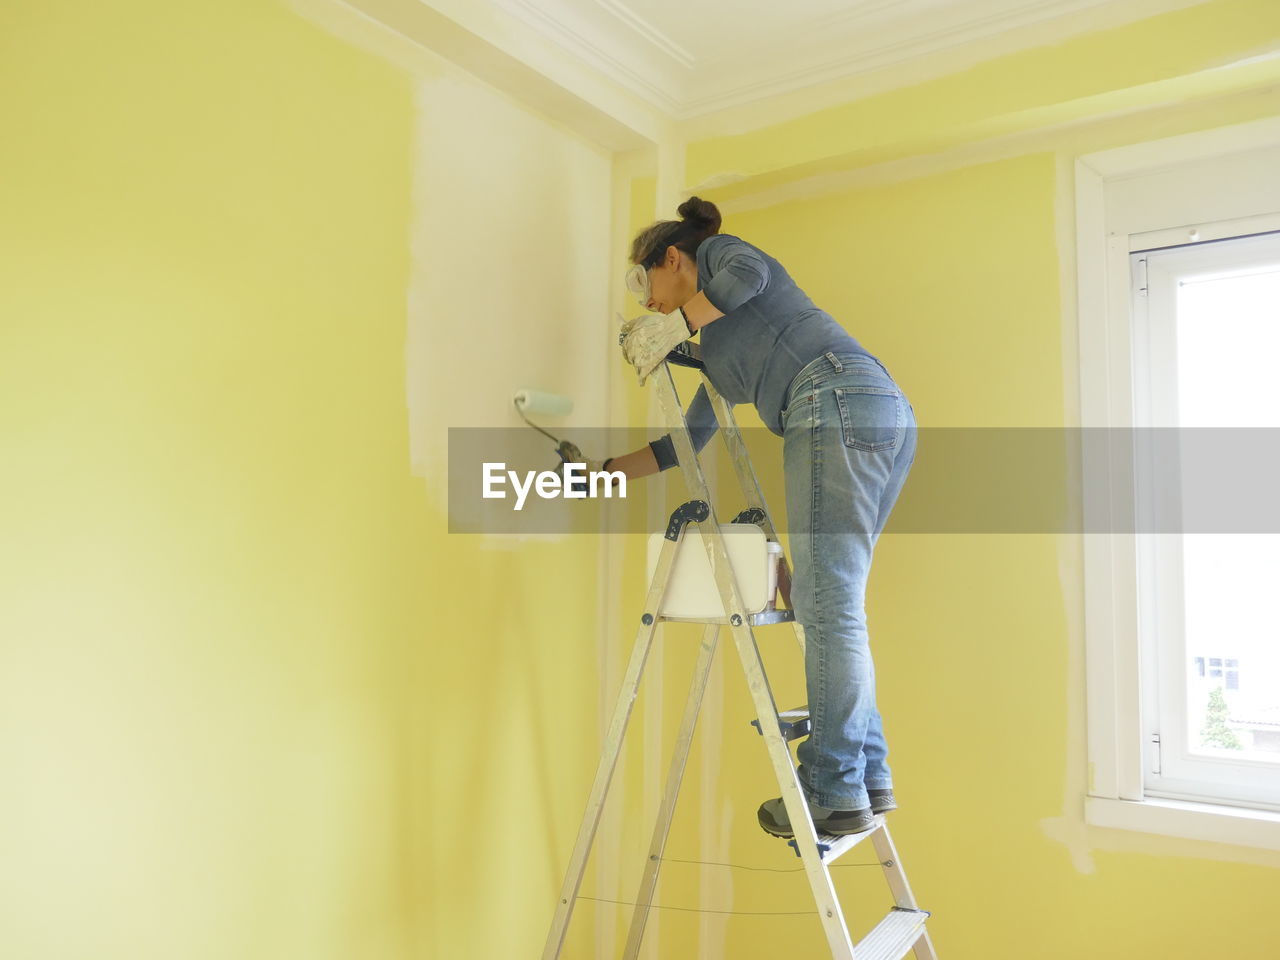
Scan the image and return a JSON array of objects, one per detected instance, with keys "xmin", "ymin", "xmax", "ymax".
[
  {"xmin": 764, "ymin": 539, "xmax": 783, "ymax": 611},
  {"xmin": 645, "ymin": 524, "xmax": 783, "ymax": 617}
]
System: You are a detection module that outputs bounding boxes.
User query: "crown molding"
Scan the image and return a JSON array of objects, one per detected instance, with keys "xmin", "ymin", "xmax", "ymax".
[
  {"xmin": 492, "ymin": 0, "xmax": 691, "ymax": 114},
  {"xmin": 475, "ymin": 0, "xmax": 1217, "ymax": 120},
  {"xmin": 323, "ymin": 0, "xmax": 1220, "ymax": 154},
  {"xmin": 680, "ymin": 0, "xmax": 1119, "ymax": 117}
]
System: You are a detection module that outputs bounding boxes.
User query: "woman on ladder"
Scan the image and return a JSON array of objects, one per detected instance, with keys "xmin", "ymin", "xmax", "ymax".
[{"xmin": 603, "ymin": 195, "xmax": 918, "ymax": 838}]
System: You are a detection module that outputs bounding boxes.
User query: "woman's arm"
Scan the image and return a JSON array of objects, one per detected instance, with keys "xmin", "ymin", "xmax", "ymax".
[
  {"xmin": 696, "ymin": 236, "xmax": 771, "ymax": 321},
  {"xmin": 606, "ymin": 445, "xmax": 661, "ymax": 482}
]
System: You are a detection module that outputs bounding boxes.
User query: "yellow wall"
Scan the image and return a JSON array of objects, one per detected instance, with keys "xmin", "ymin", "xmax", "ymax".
[
  {"xmin": 0, "ymin": 1, "xmax": 609, "ymax": 958},
  {"xmin": 0, "ymin": 2, "xmax": 417, "ymax": 954}
]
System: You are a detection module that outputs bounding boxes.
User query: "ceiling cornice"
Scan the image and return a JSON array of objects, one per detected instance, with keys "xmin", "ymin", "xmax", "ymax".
[{"xmin": 486, "ymin": 0, "xmax": 1217, "ymax": 120}]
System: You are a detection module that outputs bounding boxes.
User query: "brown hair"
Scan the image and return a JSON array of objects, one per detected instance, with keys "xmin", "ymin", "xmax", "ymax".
[{"xmin": 629, "ymin": 196, "xmax": 723, "ymax": 269}]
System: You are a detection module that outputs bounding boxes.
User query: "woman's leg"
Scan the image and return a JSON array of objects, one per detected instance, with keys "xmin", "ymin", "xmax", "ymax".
[
  {"xmin": 859, "ymin": 397, "xmax": 917, "ymax": 794},
  {"xmin": 783, "ymin": 363, "xmax": 916, "ymax": 810}
]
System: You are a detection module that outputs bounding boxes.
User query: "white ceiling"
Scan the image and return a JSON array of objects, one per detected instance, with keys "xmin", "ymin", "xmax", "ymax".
[{"xmin": 487, "ymin": 0, "xmax": 1211, "ymax": 118}]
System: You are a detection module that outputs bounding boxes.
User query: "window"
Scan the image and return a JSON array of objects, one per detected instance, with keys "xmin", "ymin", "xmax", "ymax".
[
  {"xmin": 1075, "ymin": 116, "xmax": 1280, "ymax": 850},
  {"xmin": 1131, "ymin": 230, "xmax": 1280, "ymax": 811}
]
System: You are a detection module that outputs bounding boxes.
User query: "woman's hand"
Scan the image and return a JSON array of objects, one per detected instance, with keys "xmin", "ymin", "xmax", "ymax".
[{"xmin": 556, "ymin": 441, "xmax": 623, "ymax": 496}]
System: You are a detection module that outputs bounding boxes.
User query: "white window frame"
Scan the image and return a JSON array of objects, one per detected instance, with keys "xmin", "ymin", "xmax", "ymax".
[
  {"xmin": 1074, "ymin": 115, "xmax": 1280, "ymax": 851},
  {"xmin": 1131, "ymin": 232, "xmax": 1280, "ymax": 810}
]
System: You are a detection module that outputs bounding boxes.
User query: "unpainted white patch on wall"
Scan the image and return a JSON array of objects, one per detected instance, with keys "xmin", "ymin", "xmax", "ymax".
[{"xmin": 405, "ymin": 71, "xmax": 613, "ymax": 544}]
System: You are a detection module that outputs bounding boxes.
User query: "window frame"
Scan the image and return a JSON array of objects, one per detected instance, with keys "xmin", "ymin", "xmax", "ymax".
[
  {"xmin": 1073, "ymin": 115, "xmax": 1280, "ymax": 851},
  {"xmin": 1130, "ymin": 232, "xmax": 1280, "ymax": 811}
]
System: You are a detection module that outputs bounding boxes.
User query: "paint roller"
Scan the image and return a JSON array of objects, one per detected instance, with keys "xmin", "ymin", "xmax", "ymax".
[
  {"xmin": 512, "ymin": 387, "xmax": 589, "ymax": 472},
  {"xmin": 513, "ymin": 388, "xmax": 572, "ymax": 419}
]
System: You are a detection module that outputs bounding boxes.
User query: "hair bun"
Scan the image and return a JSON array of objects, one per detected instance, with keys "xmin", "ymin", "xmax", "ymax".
[{"xmin": 677, "ymin": 196, "xmax": 722, "ymax": 235}]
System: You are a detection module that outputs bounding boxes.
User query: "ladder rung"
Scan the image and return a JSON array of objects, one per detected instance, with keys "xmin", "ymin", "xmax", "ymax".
[
  {"xmin": 787, "ymin": 816, "xmax": 885, "ymax": 861},
  {"xmin": 749, "ymin": 608, "xmax": 795, "ymax": 625},
  {"xmin": 656, "ymin": 609, "xmax": 795, "ymax": 626},
  {"xmin": 750, "ymin": 707, "xmax": 810, "ymax": 742},
  {"xmin": 853, "ymin": 907, "xmax": 931, "ymax": 960}
]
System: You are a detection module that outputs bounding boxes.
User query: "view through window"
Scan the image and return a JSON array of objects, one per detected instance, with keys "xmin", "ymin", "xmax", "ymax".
[{"xmin": 1175, "ymin": 258, "xmax": 1280, "ymax": 766}]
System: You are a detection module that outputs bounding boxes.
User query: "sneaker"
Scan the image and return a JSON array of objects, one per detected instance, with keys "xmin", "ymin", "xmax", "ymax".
[
  {"xmin": 757, "ymin": 796, "xmax": 876, "ymax": 838},
  {"xmin": 868, "ymin": 788, "xmax": 897, "ymax": 815}
]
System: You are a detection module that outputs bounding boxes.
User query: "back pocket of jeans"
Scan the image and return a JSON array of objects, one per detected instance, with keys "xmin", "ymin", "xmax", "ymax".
[{"xmin": 833, "ymin": 385, "xmax": 900, "ymax": 452}]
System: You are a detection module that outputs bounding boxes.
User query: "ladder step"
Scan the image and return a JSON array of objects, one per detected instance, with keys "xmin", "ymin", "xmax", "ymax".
[
  {"xmin": 853, "ymin": 907, "xmax": 931, "ymax": 960},
  {"xmin": 749, "ymin": 707, "xmax": 810, "ymax": 742},
  {"xmin": 657, "ymin": 609, "xmax": 795, "ymax": 626},
  {"xmin": 786, "ymin": 815, "xmax": 885, "ymax": 861},
  {"xmin": 749, "ymin": 608, "xmax": 795, "ymax": 625}
]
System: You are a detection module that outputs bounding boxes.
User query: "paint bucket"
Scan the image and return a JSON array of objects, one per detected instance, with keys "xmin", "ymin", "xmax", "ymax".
[{"xmin": 645, "ymin": 523, "xmax": 779, "ymax": 618}]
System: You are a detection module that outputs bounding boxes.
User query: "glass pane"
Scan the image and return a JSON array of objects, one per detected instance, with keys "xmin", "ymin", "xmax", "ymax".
[
  {"xmin": 1176, "ymin": 266, "xmax": 1280, "ymax": 426},
  {"xmin": 1178, "ymin": 265, "xmax": 1280, "ymax": 762},
  {"xmin": 1182, "ymin": 536, "xmax": 1280, "ymax": 761}
]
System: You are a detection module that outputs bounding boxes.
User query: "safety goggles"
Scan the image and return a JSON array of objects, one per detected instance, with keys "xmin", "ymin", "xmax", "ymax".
[{"xmin": 624, "ymin": 263, "xmax": 651, "ymax": 308}]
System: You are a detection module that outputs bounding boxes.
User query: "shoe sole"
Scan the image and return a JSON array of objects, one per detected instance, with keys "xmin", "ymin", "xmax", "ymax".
[{"xmin": 757, "ymin": 813, "xmax": 882, "ymax": 839}]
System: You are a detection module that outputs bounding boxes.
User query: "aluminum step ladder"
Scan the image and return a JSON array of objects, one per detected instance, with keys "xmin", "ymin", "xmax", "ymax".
[{"xmin": 542, "ymin": 341, "xmax": 938, "ymax": 960}]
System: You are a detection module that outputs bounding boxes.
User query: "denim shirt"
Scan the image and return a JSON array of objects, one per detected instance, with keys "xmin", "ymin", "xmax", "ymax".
[{"xmin": 648, "ymin": 233, "xmax": 873, "ymax": 471}]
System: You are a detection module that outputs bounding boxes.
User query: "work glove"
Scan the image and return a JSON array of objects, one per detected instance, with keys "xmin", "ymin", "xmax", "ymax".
[
  {"xmin": 619, "ymin": 309, "xmax": 692, "ymax": 386},
  {"xmin": 556, "ymin": 441, "xmax": 623, "ymax": 496}
]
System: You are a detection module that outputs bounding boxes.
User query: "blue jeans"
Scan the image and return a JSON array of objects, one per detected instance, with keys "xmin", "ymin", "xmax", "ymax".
[{"xmin": 781, "ymin": 351, "xmax": 918, "ymax": 810}]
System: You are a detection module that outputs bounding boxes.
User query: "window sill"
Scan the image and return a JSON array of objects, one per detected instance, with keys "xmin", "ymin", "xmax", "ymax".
[{"xmin": 1085, "ymin": 795, "xmax": 1280, "ymax": 851}]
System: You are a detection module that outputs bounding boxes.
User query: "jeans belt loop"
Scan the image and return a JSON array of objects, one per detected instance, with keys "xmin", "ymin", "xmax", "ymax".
[{"xmin": 824, "ymin": 351, "xmax": 843, "ymax": 373}]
